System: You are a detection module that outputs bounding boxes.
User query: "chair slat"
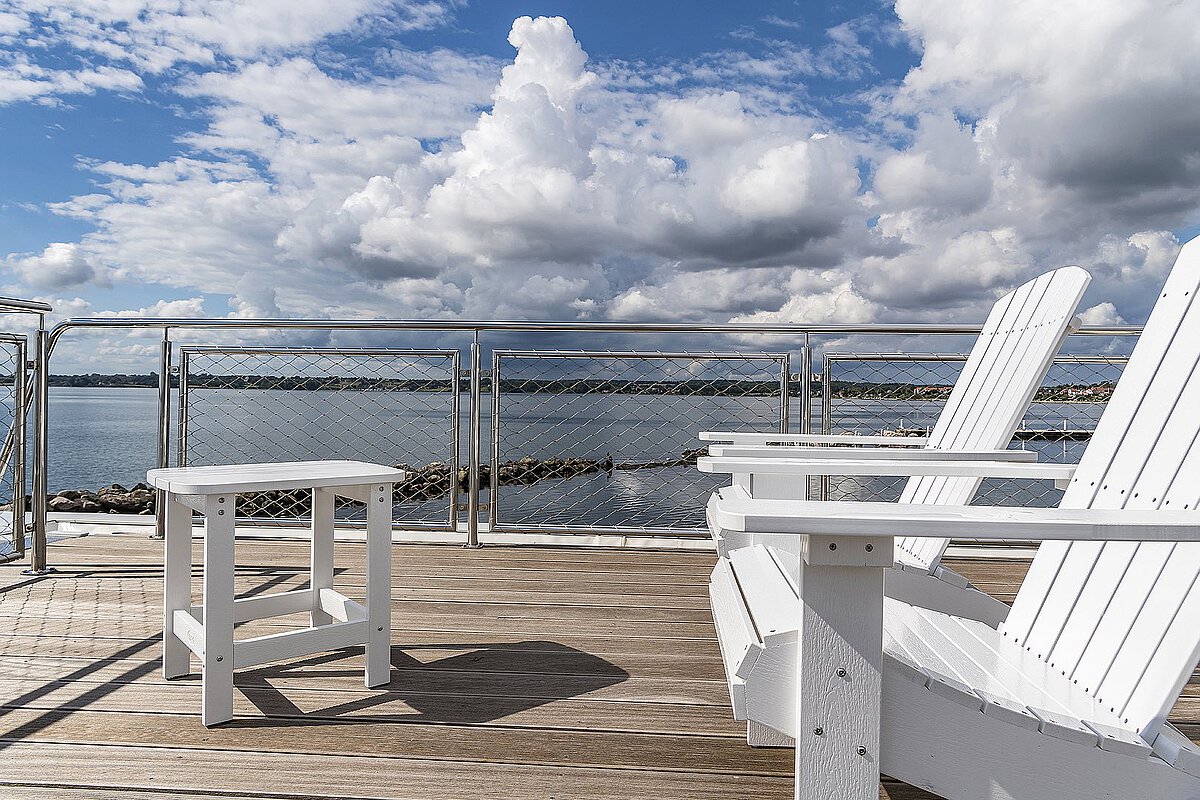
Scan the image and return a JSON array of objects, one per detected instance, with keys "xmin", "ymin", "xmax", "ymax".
[
  {"xmin": 1017, "ymin": 307, "xmax": 1200, "ymax": 668},
  {"xmin": 1058, "ymin": 542, "xmax": 1168, "ymax": 680},
  {"xmin": 900, "ymin": 274, "xmax": 1040, "ymax": 510},
  {"xmin": 1003, "ymin": 263, "xmax": 1200, "ymax": 638},
  {"xmin": 893, "ymin": 266, "xmax": 1089, "ymax": 570},
  {"xmin": 1100, "ymin": 553, "xmax": 1200, "ymax": 733},
  {"xmin": 727, "ymin": 546, "xmax": 797, "ymax": 646},
  {"xmin": 888, "ymin": 600, "xmax": 1104, "ymax": 721},
  {"xmin": 1003, "ymin": 237, "xmax": 1200, "ymax": 739},
  {"xmin": 932, "ymin": 272, "xmax": 1050, "ymax": 453}
]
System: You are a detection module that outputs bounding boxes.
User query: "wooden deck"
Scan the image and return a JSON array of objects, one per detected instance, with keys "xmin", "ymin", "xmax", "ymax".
[{"xmin": 0, "ymin": 533, "xmax": 1195, "ymax": 799}]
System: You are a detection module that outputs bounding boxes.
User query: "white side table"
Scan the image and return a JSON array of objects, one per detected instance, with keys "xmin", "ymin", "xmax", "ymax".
[{"xmin": 147, "ymin": 460, "xmax": 406, "ymax": 727}]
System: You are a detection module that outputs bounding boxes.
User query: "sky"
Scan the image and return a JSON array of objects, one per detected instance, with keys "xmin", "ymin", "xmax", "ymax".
[{"xmin": 2, "ymin": 0, "xmax": 1199, "ymax": 370}]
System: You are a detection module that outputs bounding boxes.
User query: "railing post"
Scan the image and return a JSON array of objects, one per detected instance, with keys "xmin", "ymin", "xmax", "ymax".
[
  {"xmin": 177, "ymin": 349, "xmax": 191, "ymax": 467},
  {"xmin": 26, "ymin": 324, "xmax": 51, "ymax": 574},
  {"xmin": 152, "ymin": 330, "xmax": 172, "ymax": 540},
  {"xmin": 488, "ymin": 349, "xmax": 501, "ymax": 532},
  {"xmin": 779, "ymin": 353, "xmax": 791, "ymax": 434},
  {"xmin": 801, "ymin": 335, "xmax": 813, "ymax": 434},
  {"xmin": 820, "ymin": 353, "xmax": 833, "ymax": 502},
  {"xmin": 465, "ymin": 334, "xmax": 483, "ymax": 548},
  {"xmin": 800, "ymin": 337, "xmax": 813, "ymax": 500}
]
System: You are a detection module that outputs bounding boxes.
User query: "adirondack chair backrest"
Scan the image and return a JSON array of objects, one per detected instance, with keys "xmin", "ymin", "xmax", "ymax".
[
  {"xmin": 894, "ymin": 266, "xmax": 1090, "ymax": 571},
  {"xmin": 1003, "ymin": 237, "xmax": 1200, "ymax": 742}
]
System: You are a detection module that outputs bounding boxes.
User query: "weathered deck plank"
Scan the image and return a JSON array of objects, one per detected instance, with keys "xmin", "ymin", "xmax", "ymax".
[
  {"xmin": 0, "ymin": 740, "xmax": 791, "ymax": 799},
  {"xmin": 0, "ymin": 534, "xmax": 1190, "ymax": 800}
]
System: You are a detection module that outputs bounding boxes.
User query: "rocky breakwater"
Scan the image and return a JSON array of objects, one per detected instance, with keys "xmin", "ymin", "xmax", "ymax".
[
  {"xmin": 39, "ymin": 447, "xmax": 710, "ymax": 516},
  {"xmin": 46, "ymin": 483, "xmax": 157, "ymax": 514}
]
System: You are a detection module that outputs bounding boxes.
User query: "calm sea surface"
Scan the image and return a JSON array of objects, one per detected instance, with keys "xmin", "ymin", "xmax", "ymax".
[{"xmin": 33, "ymin": 387, "xmax": 1100, "ymax": 529}]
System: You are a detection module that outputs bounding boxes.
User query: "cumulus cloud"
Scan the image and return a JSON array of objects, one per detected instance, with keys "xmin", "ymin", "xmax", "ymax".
[
  {"xmin": 840, "ymin": 0, "xmax": 1200, "ymax": 325},
  {"xmin": 327, "ymin": 16, "xmax": 863, "ymax": 322},
  {"xmin": 96, "ymin": 297, "xmax": 208, "ymax": 319},
  {"xmin": 6, "ymin": 4, "xmax": 1200, "ymax": 350},
  {"xmin": 4, "ymin": 243, "xmax": 99, "ymax": 289},
  {"xmin": 0, "ymin": 0, "xmax": 455, "ymax": 104},
  {"xmin": 888, "ymin": 0, "xmax": 1200, "ymax": 234},
  {"xmin": 610, "ymin": 268, "xmax": 792, "ymax": 322},
  {"xmin": 1079, "ymin": 302, "xmax": 1125, "ymax": 326},
  {"xmin": 732, "ymin": 270, "xmax": 882, "ymax": 325}
]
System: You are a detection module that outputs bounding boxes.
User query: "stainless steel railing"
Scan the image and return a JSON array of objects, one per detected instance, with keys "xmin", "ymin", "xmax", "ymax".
[
  {"xmin": 20, "ymin": 314, "xmax": 1141, "ymax": 567},
  {"xmin": 176, "ymin": 345, "xmax": 462, "ymax": 528},
  {"xmin": 487, "ymin": 349, "xmax": 791, "ymax": 534},
  {"xmin": 0, "ymin": 297, "xmax": 50, "ymax": 567}
]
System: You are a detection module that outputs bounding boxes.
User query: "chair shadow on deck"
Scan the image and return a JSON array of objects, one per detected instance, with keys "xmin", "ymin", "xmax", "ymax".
[{"xmin": 231, "ymin": 640, "xmax": 630, "ymax": 728}]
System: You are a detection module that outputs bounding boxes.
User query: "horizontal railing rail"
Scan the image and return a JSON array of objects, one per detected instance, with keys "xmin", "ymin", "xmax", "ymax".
[
  {"xmin": 0, "ymin": 297, "xmax": 51, "ymax": 314},
  {"xmin": 46, "ymin": 317, "xmax": 1140, "ymax": 342}
]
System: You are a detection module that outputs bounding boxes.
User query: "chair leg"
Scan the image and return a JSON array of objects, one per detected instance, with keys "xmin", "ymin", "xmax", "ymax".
[
  {"xmin": 310, "ymin": 487, "xmax": 334, "ymax": 627},
  {"xmin": 748, "ymin": 720, "xmax": 794, "ymax": 747},
  {"xmin": 364, "ymin": 482, "xmax": 392, "ymax": 688},
  {"xmin": 202, "ymin": 494, "xmax": 236, "ymax": 727},
  {"xmin": 793, "ymin": 539, "xmax": 887, "ymax": 800},
  {"xmin": 162, "ymin": 497, "xmax": 193, "ymax": 680}
]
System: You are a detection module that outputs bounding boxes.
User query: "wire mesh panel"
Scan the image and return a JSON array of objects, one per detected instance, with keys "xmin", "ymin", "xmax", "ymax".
[
  {"xmin": 821, "ymin": 353, "xmax": 1126, "ymax": 508},
  {"xmin": 0, "ymin": 338, "xmax": 26, "ymax": 558},
  {"xmin": 489, "ymin": 350, "xmax": 790, "ymax": 533},
  {"xmin": 179, "ymin": 347, "xmax": 459, "ymax": 528}
]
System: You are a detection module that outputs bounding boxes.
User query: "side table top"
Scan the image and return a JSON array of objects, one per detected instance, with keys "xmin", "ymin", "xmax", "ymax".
[{"xmin": 147, "ymin": 460, "xmax": 407, "ymax": 495}]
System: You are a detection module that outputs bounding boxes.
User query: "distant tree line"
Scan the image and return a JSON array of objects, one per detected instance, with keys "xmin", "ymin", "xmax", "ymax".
[{"xmin": 48, "ymin": 373, "xmax": 175, "ymax": 388}]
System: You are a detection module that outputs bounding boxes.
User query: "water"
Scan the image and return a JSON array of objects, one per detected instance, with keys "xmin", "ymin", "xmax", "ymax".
[
  {"xmin": 34, "ymin": 387, "xmax": 1103, "ymax": 529},
  {"xmin": 48, "ymin": 388, "xmax": 163, "ymax": 491}
]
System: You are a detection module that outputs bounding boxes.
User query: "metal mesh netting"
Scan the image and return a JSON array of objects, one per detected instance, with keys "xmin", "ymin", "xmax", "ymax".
[
  {"xmin": 489, "ymin": 350, "xmax": 789, "ymax": 532},
  {"xmin": 0, "ymin": 341, "xmax": 24, "ymax": 555},
  {"xmin": 821, "ymin": 354, "xmax": 1125, "ymax": 508},
  {"xmin": 180, "ymin": 348, "xmax": 459, "ymax": 527},
  {"xmin": 0, "ymin": 348, "xmax": 20, "ymax": 547}
]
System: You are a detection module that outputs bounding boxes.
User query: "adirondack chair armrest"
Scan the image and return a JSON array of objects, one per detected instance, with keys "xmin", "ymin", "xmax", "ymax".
[
  {"xmin": 706, "ymin": 444, "xmax": 1038, "ymax": 462},
  {"xmin": 707, "ymin": 492, "xmax": 1200, "ymax": 542},
  {"xmin": 699, "ymin": 456, "xmax": 1073, "ymax": 485},
  {"xmin": 699, "ymin": 431, "xmax": 929, "ymax": 447}
]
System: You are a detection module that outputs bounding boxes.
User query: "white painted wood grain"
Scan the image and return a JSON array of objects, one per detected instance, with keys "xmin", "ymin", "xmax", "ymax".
[
  {"xmin": 794, "ymin": 552, "xmax": 885, "ymax": 800},
  {"xmin": 707, "ymin": 491, "xmax": 1200, "ymax": 541},
  {"xmin": 310, "ymin": 486, "xmax": 335, "ymax": 627},
  {"xmin": 147, "ymin": 460, "xmax": 406, "ymax": 494},
  {"xmin": 365, "ymin": 482, "xmax": 393, "ymax": 688},
  {"xmin": 161, "ymin": 497, "xmax": 193, "ymax": 680},
  {"xmin": 201, "ymin": 493, "xmax": 235, "ymax": 727}
]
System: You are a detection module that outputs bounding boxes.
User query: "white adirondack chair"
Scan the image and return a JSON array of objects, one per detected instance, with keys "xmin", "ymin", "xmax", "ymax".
[
  {"xmin": 706, "ymin": 236, "xmax": 1200, "ymax": 799},
  {"xmin": 704, "ymin": 266, "xmax": 1090, "ymax": 628}
]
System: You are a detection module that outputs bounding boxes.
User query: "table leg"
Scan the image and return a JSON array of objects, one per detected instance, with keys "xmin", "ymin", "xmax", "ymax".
[
  {"xmin": 310, "ymin": 487, "xmax": 334, "ymax": 626},
  {"xmin": 794, "ymin": 535, "xmax": 888, "ymax": 800},
  {"xmin": 162, "ymin": 497, "xmax": 193, "ymax": 679},
  {"xmin": 364, "ymin": 482, "xmax": 392, "ymax": 688},
  {"xmin": 202, "ymin": 493, "xmax": 236, "ymax": 727}
]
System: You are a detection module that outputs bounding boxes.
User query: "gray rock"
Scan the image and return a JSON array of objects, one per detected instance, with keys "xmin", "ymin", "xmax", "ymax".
[{"xmin": 49, "ymin": 496, "xmax": 83, "ymax": 512}]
